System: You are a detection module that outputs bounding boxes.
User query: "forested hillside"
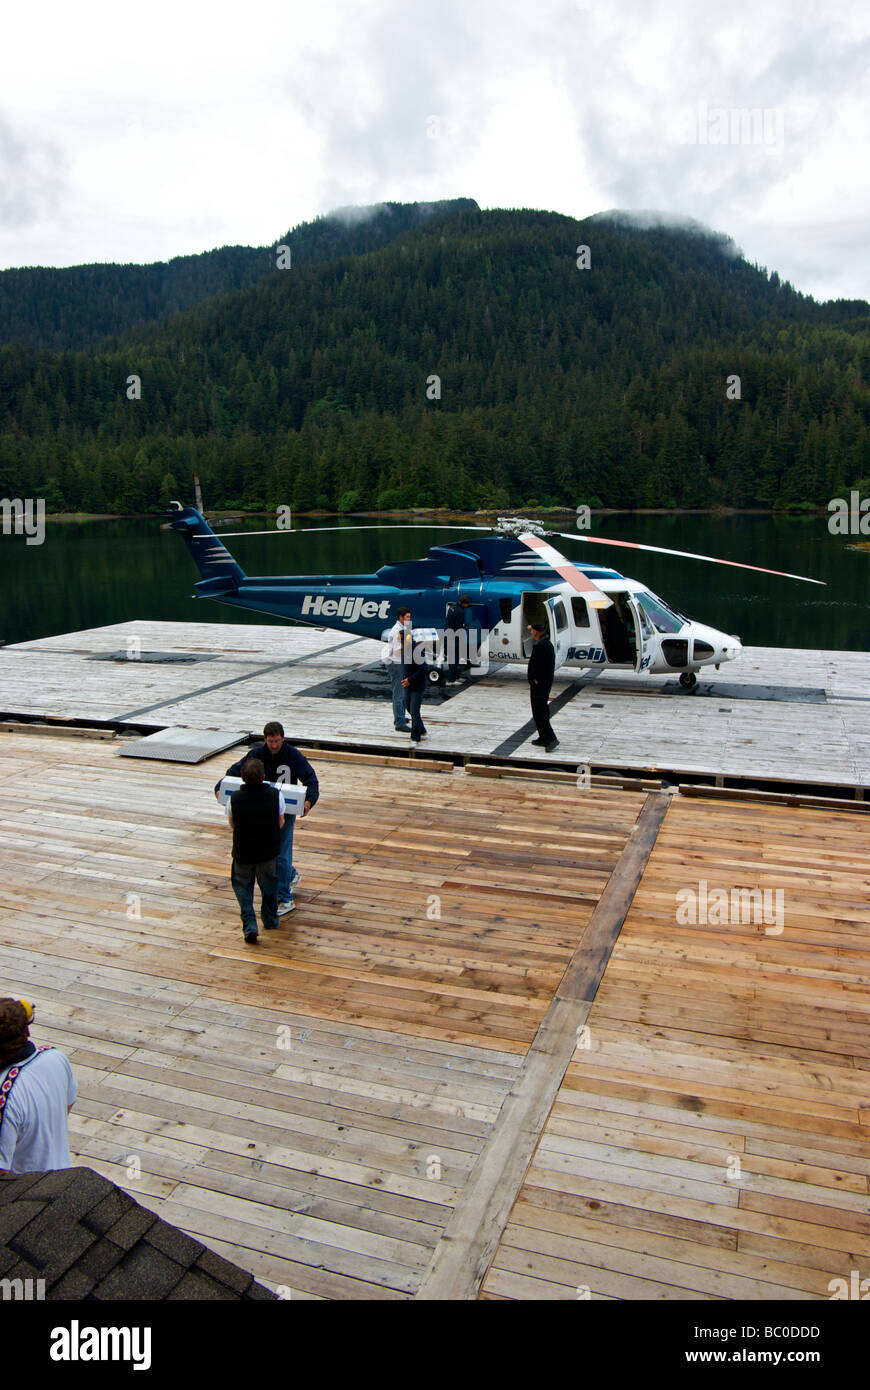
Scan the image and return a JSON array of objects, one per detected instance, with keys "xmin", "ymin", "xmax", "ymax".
[
  {"xmin": 0, "ymin": 199, "xmax": 477, "ymax": 351},
  {"xmin": 1, "ymin": 204, "xmax": 867, "ymax": 513}
]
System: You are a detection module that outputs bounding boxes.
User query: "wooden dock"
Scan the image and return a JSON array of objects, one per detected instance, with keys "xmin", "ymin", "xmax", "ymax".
[
  {"xmin": 481, "ymin": 796, "xmax": 870, "ymax": 1300},
  {"xmin": 2, "ymin": 619, "xmax": 868, "ymax": 793},
  {"xmin": 1, "ymin": 717, "xmax": 868, "ymax": 1300}
]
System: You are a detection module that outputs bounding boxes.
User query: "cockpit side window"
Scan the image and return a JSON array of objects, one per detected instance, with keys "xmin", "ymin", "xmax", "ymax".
[{"xmin": 637, "ymin": 592, "xmax": 685, "ymax": 634}]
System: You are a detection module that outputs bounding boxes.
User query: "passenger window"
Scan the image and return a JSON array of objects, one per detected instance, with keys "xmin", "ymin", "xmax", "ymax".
[
  {"xmin": 499, "ymin": 598, "xmax": 513, "ymax": 623},
  {"xmin": 553, "ymin": 601, "xmax": 568, "ymax": 633},
  {"xmin": 571, "ymin": 596, "xmax": 589, "ymax": 628}
]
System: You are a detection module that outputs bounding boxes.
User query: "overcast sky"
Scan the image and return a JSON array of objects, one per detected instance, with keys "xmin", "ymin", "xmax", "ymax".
[{"xmin": 1, "ymin": 0, "xmax": 867, "ymax": 302}]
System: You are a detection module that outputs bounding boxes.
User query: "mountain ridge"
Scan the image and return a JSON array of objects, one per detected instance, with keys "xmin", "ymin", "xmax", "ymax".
[
  {"xmin": 0, "ymin": 203, "xmax": 867, "ymax": 514},
  {"xmin": 0, "ymin": 198, "xmax": 480, "ymax": 351}
]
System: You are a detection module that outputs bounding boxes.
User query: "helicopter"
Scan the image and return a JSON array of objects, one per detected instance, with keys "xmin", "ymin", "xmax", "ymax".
[{"xmin": 164, "ymin": 496, "xmax": 824, "ymax": 692}]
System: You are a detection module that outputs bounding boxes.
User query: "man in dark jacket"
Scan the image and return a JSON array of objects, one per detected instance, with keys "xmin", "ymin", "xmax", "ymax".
[
  {"xmin": 216, "ymin": 721, "xmax": 319, "ymax": 916},
  {"xmin": 527, "ymin": 621, "xmax": 559, "ymax": 752},
  {"xmin": 402, "ymin": 634, "xmax": 429, "ymax": 743},
  {"xmin": 227, "ymin": 759, "xmax": 284, "ymax": 943},
  {"xmin": 445, "ymin": 595, "xmax": 471, "ymax": 681}
]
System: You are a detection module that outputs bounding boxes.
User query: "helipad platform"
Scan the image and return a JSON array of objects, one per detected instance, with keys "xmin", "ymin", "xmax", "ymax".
[
  {"xmin": 1, "ymin": 620, "xmax": 867, "ymax": 793},
  {"xmin": 2, "ymin": 622, "xmax": 868, "ymax": 1300}
]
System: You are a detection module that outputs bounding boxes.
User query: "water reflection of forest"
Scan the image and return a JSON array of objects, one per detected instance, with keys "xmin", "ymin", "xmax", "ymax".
[{"xmin": 2, "ymin": 514, "xmax": 868, "ymax": 650}]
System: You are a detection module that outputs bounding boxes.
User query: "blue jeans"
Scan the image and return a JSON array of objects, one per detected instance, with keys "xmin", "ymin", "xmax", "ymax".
[
  {"xmin": 232, "ymin": 857, "xmax": 279, "ymax": 932},
  {"xmin": 406, "ymin": 688, "xmax": 426, "ymax": 739},
  {"xmin": 276, "ymin": 816, "xmax": 295, "ymax": 900},
  {"xmin": 389, "ymin": 662, "xmax": 409, "ymax": 726}
]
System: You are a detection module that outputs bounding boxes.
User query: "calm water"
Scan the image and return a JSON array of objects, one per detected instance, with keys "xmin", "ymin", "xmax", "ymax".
[{"xmin": 1, "ymin": 513, "xmax": 868, "ymax": 650}]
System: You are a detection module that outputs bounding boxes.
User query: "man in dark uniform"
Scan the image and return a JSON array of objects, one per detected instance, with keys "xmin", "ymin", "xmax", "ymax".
[
  {"xmin": 445, "ymin": 595, "xmax": 471, "ymax": 682},
  {"xmin": 226, "ymin": 759, "xmax": 284, "ymax": 943},
  {"xmin": 402, "ymin": 631, "xmax": 429, "ymax": 743},
  {"xmin": 527, "ymin": 620, "xmax": 559, "ymax": 752},
  {"xmin": 216, "ymin": 721, "xmax": 318, "ymax": 916}
]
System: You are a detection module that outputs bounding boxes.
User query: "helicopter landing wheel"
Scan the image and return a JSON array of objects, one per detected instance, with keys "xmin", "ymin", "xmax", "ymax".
[
  {"xmin": 679, "ymin": 671, "xmax": 698, "ymax": 690},
  {"xmin": 427, "ymin": 667, "xmax": 444, "ymax": 686}
]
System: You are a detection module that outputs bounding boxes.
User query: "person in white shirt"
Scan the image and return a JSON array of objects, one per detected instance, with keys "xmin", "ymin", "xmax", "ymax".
[
  {"xmin": 384, "ymin": 607, "xmax": 412, "ymax": 731},
  {"xmin": 0, "ymin": 998, "xmax": 77, "ymax": 1175}
]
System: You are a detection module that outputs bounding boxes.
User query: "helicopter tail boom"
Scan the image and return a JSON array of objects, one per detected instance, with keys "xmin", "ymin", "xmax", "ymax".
[{"xmin": 163, "ymin": 505, "xmax": 246, "ymax": 590}]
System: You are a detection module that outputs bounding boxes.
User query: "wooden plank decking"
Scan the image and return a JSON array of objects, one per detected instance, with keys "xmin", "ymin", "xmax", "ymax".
[
  {"xmin": 2, "ymin": 619, "xmax": 868, "ymax": 790},
  {"xmin": 0, "ymin": 726, "xmax": 645, "ymax": 1297},
  {"xmin": 1, "ymin": 714, "xmax": 867, "ymax": 1299},
  {"xmin": 480, "ymin": 796, "xmax": 870, "ymax": 1300}
]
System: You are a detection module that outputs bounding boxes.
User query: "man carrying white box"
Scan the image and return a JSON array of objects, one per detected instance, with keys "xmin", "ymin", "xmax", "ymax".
[
  {"xmin": 215, "ymin": 721, "xmax": 319, "ymax": 916},
  {"xmin": 225, "ymin": 759, "xmax": 284, "ymax": 943}
]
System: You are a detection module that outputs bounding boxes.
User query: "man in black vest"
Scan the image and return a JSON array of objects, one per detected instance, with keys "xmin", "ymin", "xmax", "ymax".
[
  {"xmin": 527, "ymin": 620, "xmax": 560, "ymax": 752},
  {"xmin": 217, "ymin": 721, "xmax": 319, "ymax": 916},
  {"xmin": 227, "ymin": 759, "xmax": 285, "ymax": 943}
]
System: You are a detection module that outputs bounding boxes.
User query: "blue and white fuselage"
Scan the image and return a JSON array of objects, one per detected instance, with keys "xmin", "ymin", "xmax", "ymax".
[{"xmin": 167, "ymin": 506, "xmax": 742, "ymax": 684}]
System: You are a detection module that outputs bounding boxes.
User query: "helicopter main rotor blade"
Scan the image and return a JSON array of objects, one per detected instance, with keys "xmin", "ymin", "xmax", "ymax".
[
  {"xmin": 207, "ymin": 518, "xmax": 823, "ymax": 585},
  {"xmin": 211, "ymin": 524, "xmax": 494, "ymax": 537},
  {"xmin": 552, "ymin": 533, "xmax": 826, "ymax": 585},
  {"xmin": 519, "ymin": 533, "xmax": 613, "ymax": 607}
]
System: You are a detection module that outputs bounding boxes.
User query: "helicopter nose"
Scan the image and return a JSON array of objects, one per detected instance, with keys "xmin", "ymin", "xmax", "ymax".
[{"xmin": 720, "ymin": 637, "xmax": 742, "ymax": 662}]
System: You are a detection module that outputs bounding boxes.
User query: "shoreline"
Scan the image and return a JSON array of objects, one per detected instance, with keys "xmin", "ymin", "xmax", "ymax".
[{"xmin": 41, "ymin": 505, "xmax": 830, "ymax": 524}]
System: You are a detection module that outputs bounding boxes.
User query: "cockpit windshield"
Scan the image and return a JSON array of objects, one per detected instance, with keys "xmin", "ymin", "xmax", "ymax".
[{"xmin": 637, "ymin": 591, "xmax": 687, "ymax": 634}]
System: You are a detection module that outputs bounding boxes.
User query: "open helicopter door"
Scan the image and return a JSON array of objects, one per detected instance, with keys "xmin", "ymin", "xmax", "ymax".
[
  {"xmin": 626, "ymin": 595, "xmax": 654, "ymax": 673},
  {"xmin": 598, "ymin": 591, "xmax": 650, "ymax": 671},
  {"xmin": 520, "ymin": 593, "xmax": 570, "ymax": 664},
  {"xmin": 546, "ymin": 596, "xmax": 571, "ymax": 669}
]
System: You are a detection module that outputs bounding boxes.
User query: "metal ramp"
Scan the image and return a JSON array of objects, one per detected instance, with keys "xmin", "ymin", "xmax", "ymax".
[{"xmin": 118, "ymin": 727, "xmax": 248, "ymax": 763}]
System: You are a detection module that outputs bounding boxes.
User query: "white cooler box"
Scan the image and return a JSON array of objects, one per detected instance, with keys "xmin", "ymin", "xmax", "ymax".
[{"xmin": 218, "ymin": 777, "xmax": 307, "ymax": 816}]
